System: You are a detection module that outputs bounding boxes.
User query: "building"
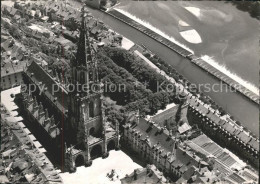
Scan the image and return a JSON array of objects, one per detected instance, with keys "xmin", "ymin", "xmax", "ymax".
[
  {"xmin": 176, "ymin": 166, "xmax": 220, "ymax": 184},
  {"xmin": 20, "ymin": 6, "xmax": 119, "ymax": 173},
  {"xmin": 122, "ymin": 105, "xmax": 258, "ymax": 183},
  {"xmin": 123, "ymin": 115, "xmax": 202, "ymax": 181},
  {"xmin": 187, "ymin": 99, "xmax": 259, "ymax": 169},
  {"xmin": 1, "ymin": 87, "xmax": 63, "ymax": 184},
  {"xmin": 1, "ymin": 61, "xmax": 25, "ymax": 91},
  {"xmin": 121, "ymin": 164, "xmax": 167, "ymax": 184}
]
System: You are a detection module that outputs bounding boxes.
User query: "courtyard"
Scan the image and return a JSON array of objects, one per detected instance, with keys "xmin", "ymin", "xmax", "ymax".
[{"xmin": 60, "ymin": 150, "xmax": 142, "ymax": 184}]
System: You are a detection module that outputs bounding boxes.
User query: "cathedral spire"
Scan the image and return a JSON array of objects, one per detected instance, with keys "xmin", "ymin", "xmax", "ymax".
[{"xmin": 75, "ymin": 6, "xmax": 92, "ymax": 67}]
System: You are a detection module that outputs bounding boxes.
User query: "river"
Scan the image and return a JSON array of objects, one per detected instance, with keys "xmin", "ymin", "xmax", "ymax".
[
  {"xmin": 69, "ymin": 1, "xmax": 259, "ymax": 137},
  {"xmin": 115, "ymin": 1, "xmax": 259, "ymax": 89}
]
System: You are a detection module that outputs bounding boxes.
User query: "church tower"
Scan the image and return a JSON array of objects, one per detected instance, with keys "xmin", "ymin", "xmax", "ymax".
[{"xmin": 68, "ymin": 6, "xmax": 103, "ymax": 146}]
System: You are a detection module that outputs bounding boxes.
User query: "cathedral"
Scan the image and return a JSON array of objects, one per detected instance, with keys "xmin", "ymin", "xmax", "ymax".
[{"xmin": 19, "ymin": 6, "xmax": 119, "ymax": 173}]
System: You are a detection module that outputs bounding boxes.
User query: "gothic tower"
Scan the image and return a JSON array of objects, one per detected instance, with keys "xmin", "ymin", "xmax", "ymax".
[{"xmin": 68, "ymin": 6, "xmax": 103, "ymax": 147}]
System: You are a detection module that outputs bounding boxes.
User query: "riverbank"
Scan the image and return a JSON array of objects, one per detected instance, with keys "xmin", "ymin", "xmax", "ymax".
[
  {"xmin": 84, "ymin": 6, "xmax": 259, "ymax": 136},
  {"xmin": 70, "ymin": 0, "xmax": 259, "ymax": 137},
  {"xmin": 106, "ymin": 9, "xmax": 193, "ymax": 57},
  {"xmin": 114, "ymin": 1, "xmax": 258, "ymax": 89},
  {"xmin": 106, "ymin": 8, "xmax": 259, "ymax": 105},
  {"xmin": 128, "ymin": 42, "xmax": 259, "ymax": 167}
]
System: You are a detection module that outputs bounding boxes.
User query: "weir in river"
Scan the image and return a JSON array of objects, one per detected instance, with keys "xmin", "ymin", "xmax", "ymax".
[
  {"xmin": 106, "ymin": 9, "xmax": 259, "ymax": 105},
  {"xmin": 190, "ymin": 56, "xmax": 259, "ymax": 104}
]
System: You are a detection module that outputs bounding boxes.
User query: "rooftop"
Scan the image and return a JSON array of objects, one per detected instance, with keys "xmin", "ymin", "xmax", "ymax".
[
  {"xmin": 1, "ymin": 86, "xmax": 62, "ymax": 183},
  {"xmin": 188, "ymin": 96, "xmax": 259, "ymax": 152},
  {"xmin": 127, "ymin": 118, "xmax": 174, "ymax": 153},
  {"xmin": 25, "ymin": 60, "xmax": 69, "ymax": 112},
  {"xmin": 185, "ymin": 134, "xmax": 247, "ymax": 172},
  {"xmin": 121, "ymin": 165, "xmax": 167, "ymax": 184},
  {"xmin": 1, "ymin": 60, "xmax": 26, "ymax": 77}
]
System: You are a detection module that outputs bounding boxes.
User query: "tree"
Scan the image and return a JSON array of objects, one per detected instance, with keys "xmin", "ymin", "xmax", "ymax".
[
  {"xmin": 143, "ymin": 52, "xmax": 151, "ymax": 58},
  {"xmin": 208, "ymin": 159, "xmax": 215, "ymax": 171},
  {"xmin": 100, "ymin": 0, "xmax": 107, "ymax": 7},
  {"xmin": 236, "ymin": 121, "xmax": 241, "ymax": 126}
]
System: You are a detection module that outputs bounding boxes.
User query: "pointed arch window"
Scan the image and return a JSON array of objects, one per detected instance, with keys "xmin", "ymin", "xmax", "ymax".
[
  {"xmin": 89, "ymin": 70, "xmax": 93, "ymax": 82},
  {"xmin": 89, "ymin": 101, "xmax": 94, "ymax": 118},
  {"xmin": 81, "ymin": 71, "xmax": 85, "ymax": 84}
]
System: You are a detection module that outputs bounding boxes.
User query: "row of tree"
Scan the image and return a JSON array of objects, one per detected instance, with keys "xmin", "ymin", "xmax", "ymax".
[
  {"xmin": 98, "ymin": 47, "xmax": 186, "ymax": 117},
  {"xmin": 142, "ymin": 51, "xmax": 228, "ymax": 114},
  {"xmin": 97, "ymin": 51, "xmax": 153, "ymax": 105},
  {"xmin": 96, "ymin": 50, "xmax": 172, "ymax": 123}
]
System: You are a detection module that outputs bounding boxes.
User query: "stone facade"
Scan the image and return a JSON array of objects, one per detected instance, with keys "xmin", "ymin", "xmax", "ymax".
[
  {"xmin": 122, "ymin": 117, "xmax": 202, "ymax": 181},
  {"xmin": 123, "ymin": 113, "xmax": 258, "ymax": 183},
  {"xmin": 20, "ymin": 6, "xmax": 119, "ymax": 173},
  {"xmin": 187, "ymin": 105, "xmax": 259, "ymax": 169}
]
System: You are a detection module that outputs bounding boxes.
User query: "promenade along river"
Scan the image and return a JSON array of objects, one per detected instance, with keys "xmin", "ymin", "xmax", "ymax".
[{"xmin": 82, "ymin": 7, "xmax": 259, "ymax": 137}]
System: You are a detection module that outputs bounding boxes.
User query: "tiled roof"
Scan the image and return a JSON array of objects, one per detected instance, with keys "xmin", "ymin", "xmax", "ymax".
[
  {"xmin": 1, "ymin": 39, "xmax": 13, "ymax": 51},
  {"xmin": 1, "ymin": 61, "xmax": 25, "ymax": 77},
  {"xmin": 91, "ymin": 24, "xmax": 103, "ymax": 34},
  {"xmin": 248, "ymin": 138, "xmax": 259, "ymax": 152},
  {"xmin": 203, "ymin": 142, "xmax": 222, "ymax": 157},
  {"xmin": 188, "ymin": 96, "xmax": 259, "ymax": 152},
  {"xmin": 121, "ymin": 165, "xmax": 167, "ymax": 184},
  {"xmin": 4, "ymin": 5, "xmax": 12, "ymax": 13},
  {"xmin": 187, "ymin": 134, "xmax": 250, "ymax": 174},
  {"xmin": 227, "ymin": 173, "xmax": 246, "ymax": 184},
  {"xmin": 26, "ymin": 60, "xmax": 68, "ymax": 112},
  {"xmin": 151, "ymin": 103, "xmax": 177, "ymax": 124},
  {"xmin": 181, "ymin": 166, "xmax": 196, "ymax": 180},
  {"xmin": 1, "ymin": 104, "xmax": 63, "ymax": 183},
  {"xmin": 129, "ymin": 118, "xmax": 174, "ymax": 152},
  {"xmin": 192, "ymin": 135, "xmax": 223, "ymax": 157},
  {"xmin": 236, "ymin": 131, "xmax": 250, "ymax": 144},
  {"xmin": 10, "ymin": 7, "xmax": 18, "ymax": 15},
  {"xmin": 173, "ymin": 147, "xmax": 199, "ymax": 169},
  {"xmin": 185, "ymin": 141, "xmax": 210, "ymax": 157},
  {"xmin": 87, "ymin": 19, "xmax": 97, "ymax": 28}
]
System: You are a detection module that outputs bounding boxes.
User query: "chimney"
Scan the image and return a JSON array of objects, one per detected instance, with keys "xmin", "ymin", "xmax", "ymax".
[
  {"xmin": 145, "ymin": 136, "xmax": 149, "ymax": 141},
  {"xmin": 169, "ymin": 129, "xmax": 173, "ymax": 137},
  {"xmin": 28, "ymin": 92, "xmax": 33, "ymax": 104},
  {"xmin": 39, "ymin": 102, "xmax": 43, "ymax": 112},
  {"xmin": 50, "ymin": 115, "xmax": 55, "ymax": 126},
  {"xmin": 158, "ymin": 127, "xmax": 162, "ymax": 133},
  {"xmin": 55, "ymin": 69, "xmax": 60, "ymax": 82},
  {"xmin": 65, "ymin": 76, "xmax": 68, "ymax": 85},
  {"xmin": 45, "ymin": 109, "xmax": 49, "ymax": 119},
  {"xmin": 207, "ymin": 109, "xmax": 210, "ymax": 114},
  {"xmin": 33, "ymin": 95, "xmax": 37, "ymax": 103}
]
